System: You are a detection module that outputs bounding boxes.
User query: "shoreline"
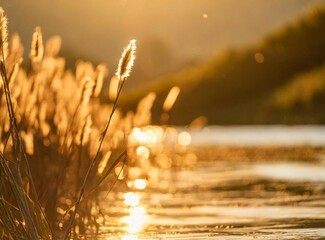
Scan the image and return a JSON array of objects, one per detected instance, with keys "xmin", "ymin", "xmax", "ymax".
[{"xmin": 189, "ymin": 145, "xmax": 325, "ymax": 162}]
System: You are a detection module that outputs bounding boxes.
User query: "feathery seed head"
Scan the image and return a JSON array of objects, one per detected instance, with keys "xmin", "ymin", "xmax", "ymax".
[
  {"xmin": 80, "ymin": 76, "xmax": 95, "ymax": 105},
  {"xmin": 45, "ymin": 35, "xmax": 61, "ymax": 57},
  {"xmin": 82, "ymin": 115, "xmax": 92, "ymax": 145},
  {"xmin": 0, "ymin": 7, "xmax": 8, "ymax": 60},
  {"xmin": 93, "ymin": 64, "xmax": 107, "ymax": 97},
  {"xmin": 30, "ymin": 26, "xmax": 44, "ymax": 62},
  {"xmin": 163, "ymin": 86, "xmax": 181, "ymax": 112},
  {"xmin": 116, "ymin": 39, "xmax": 136, "ymax": 81}
]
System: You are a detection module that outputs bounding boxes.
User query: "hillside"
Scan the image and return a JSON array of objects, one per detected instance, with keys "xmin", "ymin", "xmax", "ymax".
[
  {"xmin": 266, "ymin": 64, "xmax": 325, "ymax": 124},
  {"xmin": 119, "ymin": 6, "xmax": 325, "ymax": 125}
]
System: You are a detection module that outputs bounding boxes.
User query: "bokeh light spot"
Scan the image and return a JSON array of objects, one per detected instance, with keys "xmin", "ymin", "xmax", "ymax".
[
  {"xmin": 254, "ymin": 52, "xmax": 265, "ymax": 63},
  {"xmin": 136, "ymin": 146, "xmax": 150, "ymax": 159},
  {"xmin": 178, "ymin": 131, "xmax": 191, "ymax": 146},
  {"xmin": 124, "ymin": 192, "xmax": 140, "ymax": 207},
  {"xmin": 134, "ymin": 179, "xmax": 147, "ymax": 190}
]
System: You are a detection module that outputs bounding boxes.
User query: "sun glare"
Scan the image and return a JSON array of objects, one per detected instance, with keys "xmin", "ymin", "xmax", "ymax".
[
  {"xmin": 122, "ymin": 192, "xmax": 148, "ymax": 235},
  {"xmin": 203, "ymin": 13, "xmax": 209, "ymax": 19},
  {"xmin": 124, "ymin": 192, "xmax": 140, "ymax": 207},
  {"xmin": 134, "ymin": 179, "xmax": 147, "ymax": 190},
  {"xmin": 128, "ymin": 126, "xmax": 163, "ymax": 146},
  {"xmin": 136, "ymin": 146, "xmax": 150, "ymax": 159},
  {"xmin": 122, "ymin": 206, "xmax": 148, "ymax": 234}
]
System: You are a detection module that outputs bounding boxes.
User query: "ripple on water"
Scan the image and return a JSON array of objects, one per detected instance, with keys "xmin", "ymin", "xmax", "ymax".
[{"xmin": 84, "ymin": 156, "xmax": 325, "ymax": 239}]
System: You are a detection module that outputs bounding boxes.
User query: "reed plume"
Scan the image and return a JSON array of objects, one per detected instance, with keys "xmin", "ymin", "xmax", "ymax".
[
  {"xmin": 93, "ymin": 64, "xmax": 107, "ymax": 97},
  {"xmin": 163, "ymin": 86, "xmax": 181, "ymax": 112},
  {"xmin": 116, "ymin": 39, "xmax": 136, "ymax": 81},
  {"xmin": 0, "ymin": 7, "xmax": 8, "ymax": 60},
  {"xmin": 63, "ymin": 40, "xmax": 136, "ymax": 240},
  {"xmin": 30, "ymin": 26, "xmax": 44, "ymax": 63},
  {"xmin": 80, "ymin": 76, "xmax": 95, "ymax": 105},
  {"xmin": 0, "ymin": 5, "xmax": 185, "ymax": 239}
]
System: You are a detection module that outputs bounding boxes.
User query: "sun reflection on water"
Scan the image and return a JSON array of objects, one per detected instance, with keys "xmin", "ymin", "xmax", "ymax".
[
  {"xmin": 120, "ymin": 235, "xmax": 139, "ymax": 240},
  {"xmin": 122, "ymin": 206, "xmax": 148, "ymax": 234},
  {"xmin": 134, "ymin": 179, "xmax": 147, "ymax": 190},
  {"xmin": 123, "ymin": 192, "xmax": 140, "ymax": 207},
  {"xmin": 121, "ymin": 192, "xmax": 149, "ymax": 237},
  {"xmin": 129, "ymin": 127, "xmax": 162, "ymax": 146},
  {"xmin": 125, "ymin": 125, "xmax": 196, "ymax": 190}
]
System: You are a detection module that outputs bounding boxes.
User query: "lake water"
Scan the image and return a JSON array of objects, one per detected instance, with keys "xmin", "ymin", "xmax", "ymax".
[
  {"xmin": 83, "ymin": 126, "xmax": 325, "ymax": 239},
  {"xmin": 189, "ymin": 125, "xmax": 325, "ymax": 146}
]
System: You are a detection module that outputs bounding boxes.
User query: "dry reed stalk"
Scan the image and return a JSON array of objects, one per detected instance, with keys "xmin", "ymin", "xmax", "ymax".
[
  {"xmin": 0, "ymin": 9, "xmax": 53, "ymax": 239},
  {"xmin": 30, "ymin": 26, "xmax": 44, "ymax": 63},
  {"xmin": 163, "ymin": 86, "xmax": 180, "ymax": 112},
  {"xmin": 0, "ymin": 6, "xmax": 150, "ymax": 239},
  {"xmin": 108, "ymin": 75, "xmax": 119, "ymax": 100},
  {"xmin": 63, "ymin": 40, "xmax": 136, "ymax": 239},
  {"xmin": 80, "ymin": 76, "xmax": 95, "ymax": 105},
  {"xmin": 0, "ymin": 7, "xmax": 8, "ymax": 60},
  {"xmin": 134, "ymin": 92, "xmax": 156, "ymax": 126},
  {"xmin": 93, "ymin": 64, "xmax": 107, "ymax": 97}
]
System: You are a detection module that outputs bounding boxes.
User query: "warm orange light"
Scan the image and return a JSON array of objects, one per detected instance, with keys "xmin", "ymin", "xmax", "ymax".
[
  {"xmin": 144, "ymin": 128, "xmax": 159, "ymax": 144},
  {"xmin": 108, "ymin": 75, "xmax": 119, "ymax": 100},
  {"xmin": 123, "ymin": 206, "xmax": 148, "ymax": 234},
  {"xmin": 114, "ymin": 165, "xmax": 126, "ymax": 179},
  {"xmin": 128, "ymin": 126, "xmax": 163, "ymax": 146},
  {"xmin": 136, "ymin": 146, "xmax": 150, "ymax": 159},
  {"xmin": 124, "ymin": 192, "xmax": 140, "ymax": 207},
  {"xmin": 97, "ymin": 151, "xmax": 111, "ymax": 175},
  {"xmin": 129, "ymin": 128, "xmax": 148, "ymax": 144},
  {"xmin": 255, "ymin": 52, "xmax": 265, "ymax": 63},
  {"xmin": 163, "ymin": 86, "xmax": 180, "ymax": 112}
]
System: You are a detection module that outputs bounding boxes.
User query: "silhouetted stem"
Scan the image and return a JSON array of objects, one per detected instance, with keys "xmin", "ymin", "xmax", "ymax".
[{"xmin": 64, "ymin": 78, "xmax": 126, "ymax": 240}]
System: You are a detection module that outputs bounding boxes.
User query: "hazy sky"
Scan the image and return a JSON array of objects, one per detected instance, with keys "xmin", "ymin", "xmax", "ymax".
[{"xmin": 2, "ymin": 0, "xmax": 325, "ymax": 83}]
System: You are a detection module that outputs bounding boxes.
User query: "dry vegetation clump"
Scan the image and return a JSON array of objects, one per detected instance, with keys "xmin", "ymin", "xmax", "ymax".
[
  {"xmin": 0, "ymin": 7, "xmax": 192, "ymax": 239},
  {"xmin": 0, "ymin": 6, "xmax": 136, "ymax": 239}
]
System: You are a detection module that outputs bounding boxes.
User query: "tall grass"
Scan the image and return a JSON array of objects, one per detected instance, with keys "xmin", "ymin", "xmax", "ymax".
[
  {"xmin": 0, "ymin": 7, "xmax": 136, "ymax": 239},
  {"xmin": 0, "ymin": 6, "xmax": 193, "ymax": 239}
]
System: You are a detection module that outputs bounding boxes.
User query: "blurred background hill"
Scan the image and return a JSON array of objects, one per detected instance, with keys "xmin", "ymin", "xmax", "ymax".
[
  {"xmin": 2, "ymin": 0, "xmax": 325, "ymax": 125},
  {"xmin": 121, "ymin": 5, "xmax": 325, "ymax": 125}
]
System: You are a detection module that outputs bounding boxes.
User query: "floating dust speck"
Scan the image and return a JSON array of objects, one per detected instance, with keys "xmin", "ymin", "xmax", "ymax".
[{"xmin": 255, "ymin": 52, "xmax": 265, "ymax": 63}]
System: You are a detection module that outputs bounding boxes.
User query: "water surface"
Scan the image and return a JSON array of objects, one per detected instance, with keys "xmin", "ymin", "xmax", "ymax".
[{"xmin": 84, "ymin": 126, "xmax": 325, "ymax": 239}]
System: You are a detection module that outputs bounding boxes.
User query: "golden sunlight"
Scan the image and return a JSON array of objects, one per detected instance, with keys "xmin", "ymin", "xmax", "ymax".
[
  {"xmin": 121, "ymin": 192, "xmax": 148, "ymax": 235},
  {"xmin": 120, "ymin": 235, "xmax": 139, "ymax": 240},
  {"xmin": 129, "ymin": 128, "xmax": 149, "ymax": 145},
  {"xmin": 136, "ymin": 146, "xmax": 150, "ymax": 159},
  {"xmin": 97, "ymin": 151, "xmax": 111, "ymax": 175},
  {"xmin": 134, "ymin": 179, "xmax": 147, "ymax": 190},
  {"xmin": 123, "ymin": 206, "xmax": 148, "ymax": 234},
  {"xmin": 128, "ymin": 126, "xmax": 164, "ymax": 151},
  {"xmin": 123, "ymin": 192, "xmax": 140, "ymax": 207},
  {"xmin": 163, "ymin": 86, "xmax": 181, "ymax": 112},
  {"xmin": 178, "ymin": 131, "xmax": 191, "ymax": 146},
  {"xmin": 108, "ymin": 75, "xmax": 119, "ymax": 101}
]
